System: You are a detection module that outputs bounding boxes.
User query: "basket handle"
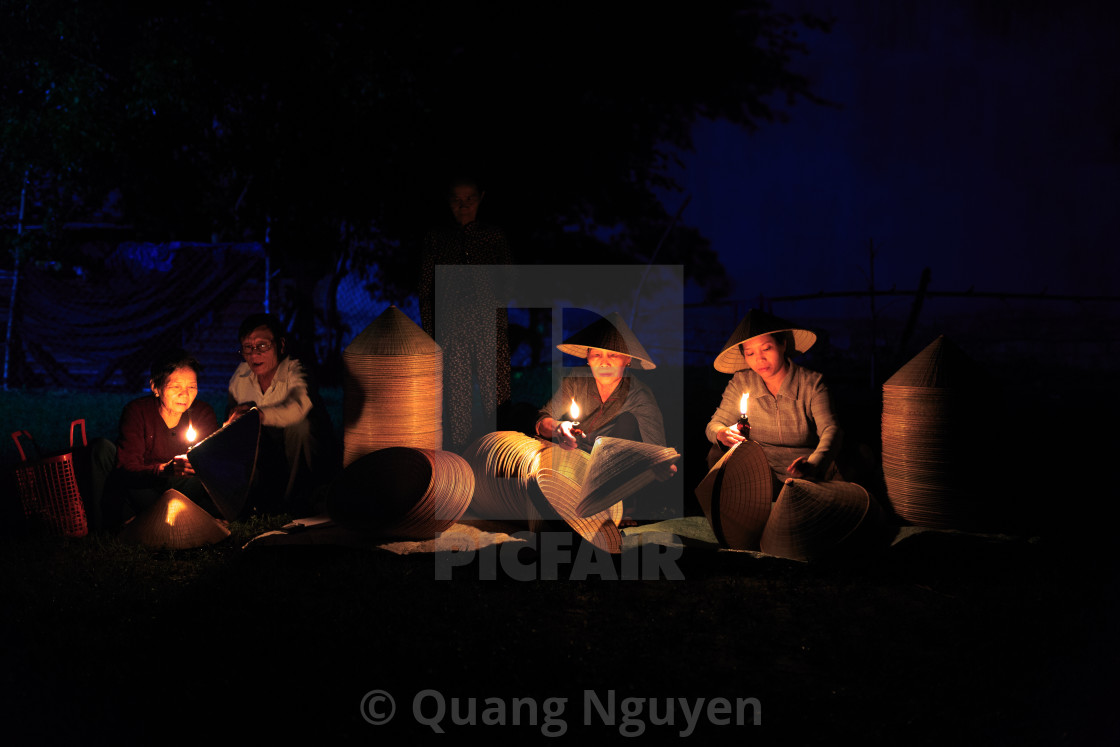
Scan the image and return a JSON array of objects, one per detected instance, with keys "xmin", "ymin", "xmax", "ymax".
[
  {"xmin": 70, "ymin": 419, "xmax": 88, "ymax": 449},
  {"xmin": 10, "ymin": 430, "xmax": 37, "ymax": 463}
]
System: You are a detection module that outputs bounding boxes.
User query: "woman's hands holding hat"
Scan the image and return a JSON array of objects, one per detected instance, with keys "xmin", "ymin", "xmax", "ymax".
[{"xmin": 716, "ymin": 424, "xmax": 746, "ymax": 448}]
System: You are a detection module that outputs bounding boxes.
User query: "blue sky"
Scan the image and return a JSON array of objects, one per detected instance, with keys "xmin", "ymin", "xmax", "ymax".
[{"xmin": 663, "ymin": 0, "xmax": 1119, "ymax": 316}]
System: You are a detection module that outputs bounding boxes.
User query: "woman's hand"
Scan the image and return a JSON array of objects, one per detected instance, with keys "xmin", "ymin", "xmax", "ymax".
[
  {"xmin": 716, "ymin": 425, "xmax": 745, "ymax": 448},
  {"xmin": 163, "ymin": 454, "xmax": 195, "ymax": 477},
  {"xmin": 785, "ymin": 456, "xmax": 814, "ymax": 479},
  {"xmin": 538, "ymin": 417, "xmax": 579, "ymax": 450},
  {"xmin": 555, "ymin": 420, "xmax": 580, "ymax": 450}
]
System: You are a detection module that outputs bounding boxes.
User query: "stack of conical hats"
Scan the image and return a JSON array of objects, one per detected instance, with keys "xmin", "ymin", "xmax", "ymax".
[
  {"xmin": 881, "ymin": 335, "xmax": 980, "ymax": 529},
  {"xmin": 119, "ymin": 489, "xmax": 230, "ymax": 549},
  {"xmin": 343, "ymin": 305, "xmax": 443, "ymax": 466},
  {"xmin": 461, "ymin": 431, "xmax": 549, "ymax": 522},
  {"xmin": 327, "ymin": 446, "xmax": 473, "ymax": 538}
]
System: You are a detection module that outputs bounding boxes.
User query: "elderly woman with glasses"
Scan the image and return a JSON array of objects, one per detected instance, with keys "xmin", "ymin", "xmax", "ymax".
[{"xmin": 226, "ymin": 313, "xmax": 339, "ymax": 514}]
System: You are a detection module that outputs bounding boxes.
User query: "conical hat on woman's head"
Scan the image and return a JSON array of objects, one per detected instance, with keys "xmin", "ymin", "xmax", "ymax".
[
  {"xmin": 713, "ymin": 309, "xmax": 816, "ymax": 373},
  {"xmin": 556, "ymin": 312, "xmax": 656, "ymax": 370}
]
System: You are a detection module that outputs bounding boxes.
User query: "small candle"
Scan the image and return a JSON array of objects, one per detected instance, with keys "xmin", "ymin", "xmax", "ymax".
[
  {"xmin": 737, "ymin": 393, "xmax": 750, "ymax": 439},
  {"xmin": 569, "ymin": 399, "xmax": 581, "ymax": 428}
]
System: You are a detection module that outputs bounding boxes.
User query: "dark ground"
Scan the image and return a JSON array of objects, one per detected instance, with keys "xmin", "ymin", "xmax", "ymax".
[
  {"xmin": 1, "ymin": 521, "xmax": 1116, "ymax": 745},
  {"xmin": 2, "ymin": 362, "xmax": 1118, "ymax": 745}
]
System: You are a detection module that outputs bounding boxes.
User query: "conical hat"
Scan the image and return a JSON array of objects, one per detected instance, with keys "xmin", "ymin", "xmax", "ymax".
[
  {"xmin": 327, "ymin": 446, "xmax": 473, "ymax": 538},
  {"xmin": 556, "ymin": 312, "xmax": 656, "ymax": 370},
  {"xmin": 345, "ymin": 305, "xmax": 441, "ymax": 356},
  {"xmin": 693, "ymin": 440, "xmax": 772, "ymax": 550},
  {"xmin": 884, "ymin": 334, "xmax": 973, "ymax": 389},
  {"xmin": 574, "ymin": 437, "xmax": 680, "ymax": 518},
  {"xmin": 713, "ymin": 310, "xmax": 817, "ymax": 373},
  {"xmin": 528, "ymin": 448, "xmax": 623, "ymax": 555},
  {"xmin": 188, "ymin": 407, "xmax": 261, "ymax": 520},
  {"xmin": 119, "ymin": 489, "xmax": 230, "ymax": 549},
  {"xmin": 760, "ymin": 478, "xmax": 881, "ymax": 562}
]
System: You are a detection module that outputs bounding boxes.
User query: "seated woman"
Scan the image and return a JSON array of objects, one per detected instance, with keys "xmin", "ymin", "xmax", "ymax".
[
  {"xmin": 226, "ymin": 313, "xmax": 338, "ymax": 515},
  {"xmin": 107, "ymin": 349, "xmax": 220, "ymax": 526},
  {"xmin": 705, "ymin": 310, "xmax": 842, "ymax": 495},
  {"xmin": 535, "ymin": 312, "xmax": 674, "ymax": 524},
  {"xmin": 535, "ymin": 312, "xmax": 666, "ymax": 448}
]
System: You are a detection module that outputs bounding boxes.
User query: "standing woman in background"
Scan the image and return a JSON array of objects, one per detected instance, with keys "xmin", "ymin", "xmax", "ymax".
[{"xmin": 419, "ymin": 176, "xmax": 512, "ymax": 451}]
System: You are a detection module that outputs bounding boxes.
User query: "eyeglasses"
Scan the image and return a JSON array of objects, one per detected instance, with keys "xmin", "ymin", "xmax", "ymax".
[{"xmin": 239, "ymin": 341, "xmax": 274, "ymax": 355}]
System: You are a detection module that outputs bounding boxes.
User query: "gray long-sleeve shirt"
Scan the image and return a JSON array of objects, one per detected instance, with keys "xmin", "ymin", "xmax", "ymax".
[{"xmin": 705, "ymin": 361, "xmax": 841, "ymax": 478}]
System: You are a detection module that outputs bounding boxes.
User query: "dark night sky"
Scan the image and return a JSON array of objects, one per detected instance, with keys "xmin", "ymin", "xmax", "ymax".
[{"xmin": 662, "ymin": 0, "xmax": 1120, "ymax": 315}]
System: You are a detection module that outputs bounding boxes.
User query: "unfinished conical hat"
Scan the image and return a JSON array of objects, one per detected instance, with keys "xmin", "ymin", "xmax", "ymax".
[
  {"xmin": 327, "ymin": 446, "xmax": 472, "ymax": 538},
  {"xmin": 556, "ymin": 311, "xmax": 656, "ymax": 370},
  {"xmin": 119, "ymin": 489, "xmax": 230, "ymax": 549},
  {"xmin": 345, "ymin": 304, "xmax": 442, "ymax": 356},
  {"xmin": 574, "ymin": 437, "xmax": 681, "ymax": 517},
  {"xmin": 760, "ymin": 478, "xmax": 880, "ymax": 562},
  {"xmin": 884, "ymin": 334, "xmax": 973, "ymax": 388},
  {"xmin": 714, "ymin": 309, "xmax": 817, "ymax": 373},
  {"xmin": 188, "ymin": 407, "xmax": 261, "ymax": 520},
  {"xmin": 693, "ymin": 440, "xmax": 772, "ymax": 550},
  {"xmin": 461, "ymin": 431, "xmax": 548, "ymax": 521},
  {"xmin": 528, "ymin": 457, "xmax": 623, "ymax": 555}
]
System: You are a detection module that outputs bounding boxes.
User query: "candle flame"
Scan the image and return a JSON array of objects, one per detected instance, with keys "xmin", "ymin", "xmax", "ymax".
[
  {"xmin": 186, "ymin": 424, "xmax": 197, "ymax": 442},
  {"xmin": 739, "ymin": 393, "xmax": 749, "ymax": 417},
  {"xmin": 570, "ymin": 399, "xmax": 580, "ymax": 421}
]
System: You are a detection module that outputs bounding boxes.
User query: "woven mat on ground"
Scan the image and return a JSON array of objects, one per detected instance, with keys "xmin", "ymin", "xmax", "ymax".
[
  {"xmin": 243, "ymin": 514, "xmax": 1034, "ymax": 558},
  {"xmin": 242, "ymin": 515, "xmax": 529, "ymax": 554}
]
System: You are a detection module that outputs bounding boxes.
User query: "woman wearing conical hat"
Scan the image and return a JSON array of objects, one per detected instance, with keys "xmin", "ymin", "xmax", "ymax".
[
  {"xmin": 705, "ymin": 310, "xmax": 842, "ymax": 493},
  {"xmin": 535, "ymin": 312, "xmax": 668, "ymax": 452},
  {"xmin": 535, "ymin": 313, "xmax": 675, "ymax": 525}
]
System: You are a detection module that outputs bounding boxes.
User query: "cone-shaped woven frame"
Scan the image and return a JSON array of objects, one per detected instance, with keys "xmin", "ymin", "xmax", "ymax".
[
  {"xmin": 119, "ymin": 489, "xmax": 230, "ymax": 549},
  {"xmin": 884, "ymin": 334, "xmax": 974, "ymax": 388},
  {"xmin": 713, "ymin": 309, "xmax": 817, "ymax": 373},
  {"xmin": 343, "ymin": 305, "xmax": 443, "ymax": 466},
  {"xmin": 556, "ymin": 311, "xmax": 656, "ymax": 369},
  {"xmin": 528, "ymin": 453, "xmax": 623, "ymax": 555},
  {"xmin": 760, "ymin": 478, "xmax": 878, "ymax": 562},
  {"xmin": 882, "ymin": 335, "xmax": 981, "ymax": 529},
  {"xmin": 693, "ymin": 440, "xmax": 772, "ymax": 550},
  {"xmin": 188, "ymin": 407, "xmax": 261, "ymax": 520},
  {"xmin": 327, "ymin": 446, "xmax": 473, "ymax": 538},
  {"xmin": 575, "ymin": 437, "xmax": 680, "ymax": 518},
  {"xmin": 461, "ymin": 431, "xmax": 551, "ymax": 521}
]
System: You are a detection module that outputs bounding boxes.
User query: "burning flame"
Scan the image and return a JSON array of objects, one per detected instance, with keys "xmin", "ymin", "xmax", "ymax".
[
  {"xmin": 186, "ymin": 424, "xmax": 197, "ymax": 442},
  {"xmin": 166, "ymin": 497, "xmax": 186, "ymax": 526},
  {"xmin": 570, "ymin": 399, "xmax": 580, "ymax": 421},
  {"xmin": 739, "ymin": 393, "xmax": 749, "ymax": 418}
]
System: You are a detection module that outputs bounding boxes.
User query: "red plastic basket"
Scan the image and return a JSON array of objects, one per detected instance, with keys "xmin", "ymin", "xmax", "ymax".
[{"xmin": 11, "ymin": 420, "xmax": 89, "ymax": 538}]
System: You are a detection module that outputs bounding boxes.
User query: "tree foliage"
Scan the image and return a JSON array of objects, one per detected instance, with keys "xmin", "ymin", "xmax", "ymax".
[{"xmin": 2, "ymin": 1, "xmax": 831, "ymax": 303}]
